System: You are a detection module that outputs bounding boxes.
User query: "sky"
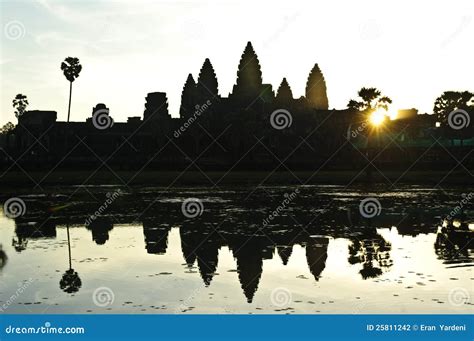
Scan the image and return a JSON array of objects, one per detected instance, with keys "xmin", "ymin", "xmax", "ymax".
[{"xmin": 1, "ymin": 0, "xmax": 473, "ymax": 125}]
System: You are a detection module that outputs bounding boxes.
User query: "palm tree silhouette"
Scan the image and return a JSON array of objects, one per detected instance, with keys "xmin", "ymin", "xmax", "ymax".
[
  {"xmin": 347, "ymin": 87, "xmax": 392, "ymax": 178},
  {"xmin": 61, "ymin": 57, "xmax": 82, "ymax": 123},
  {"xmin": 12, "ymin": 94, "xmax": 29, "ymax": 118},
  {"xmin": 347, "ymin": 87, "xmax": 392, "ymax": 114}
]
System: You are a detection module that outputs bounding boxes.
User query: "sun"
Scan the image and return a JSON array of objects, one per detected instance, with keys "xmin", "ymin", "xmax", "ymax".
[{"xmin": 369, "ymin": 109, "xmax": 386, "ymax": 126}]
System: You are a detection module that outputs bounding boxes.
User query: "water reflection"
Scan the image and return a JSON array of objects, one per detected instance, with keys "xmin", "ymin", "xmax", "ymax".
[
  {"xmin": 305, "ymin": 237, "xmax": 328, "ymax": 281},
  {"xmin": 1, "ymin": 186, "xmax": 473, "ymax": 309},
  {"xmin": 7, "ymin": 214, "xmax": 473, "ymax": 302},
  {"xmin": 59, "ymin": 224, "xmax": 82, "ymax": 294},
  {"xmin": 87, "ymin": 217, "xmax": 113, "ymax": 245},
  {"xmin": 435, "ymin": 221, "xmax": 474, "ymax": 265},
  {"xmin": 348, "ymin": 229, "xmax": 392, "ymax": 279}
]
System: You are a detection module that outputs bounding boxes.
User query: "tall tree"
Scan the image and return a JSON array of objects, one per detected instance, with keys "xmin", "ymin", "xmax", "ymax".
[
  {"xmin": 347, "ymin": 87, "xmax": 392, "ymax": 113},
  {"xmin": 305, "ymin": 64, "xmax": 329, "ymax": 110},
  {"xmin": 433, "ymin": 91, "xmax": 473, "ymax": 126},
  {"xmin": 275, "ymin": 77, "xmax": 293, "ymax": 103},
  {"xmin": 61, "ymin": 57, "xmax": 82, "ymax": 122},
  {"xmin": 180, "ymin": 74, "xmax": 197, "ymax": 119},
  {"xmin": 12, "ymin": 94, "xmax": 28, "ymax": 118},
  {"xmin": 232, "ymin": 41, "xmax": 263, "ymax": 98},
  {"xmin": 197, "ymin": 58, "xmax": 219, "ymax": 100}
]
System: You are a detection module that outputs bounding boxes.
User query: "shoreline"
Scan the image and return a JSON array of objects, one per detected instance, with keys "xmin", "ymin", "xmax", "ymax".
[{"xmin": 0, "ymin": 169, "xmax": 472, "ymax": 188}]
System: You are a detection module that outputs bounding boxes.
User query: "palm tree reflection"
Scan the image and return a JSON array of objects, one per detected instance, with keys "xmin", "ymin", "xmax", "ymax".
[
  {"xmin": 435, "ymin": 220, "xmax": 473, "ymax": 264},
  {"xmin": 59, "ymin": 224, "xmax": 82, "ymax": 293}
]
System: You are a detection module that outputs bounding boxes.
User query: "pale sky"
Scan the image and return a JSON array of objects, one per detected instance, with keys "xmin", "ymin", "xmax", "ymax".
[{"xmin": 1, "ymin": 0, "xmax": 473, "ymax": 125}]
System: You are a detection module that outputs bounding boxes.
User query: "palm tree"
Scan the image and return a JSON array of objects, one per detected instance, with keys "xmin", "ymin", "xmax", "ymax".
[
  {"xmin": 61, "ymin": 57, "xmax": 82, "ymax": 123},
  {"xmin": 347, "ymin": 87, "xmax": 392, "ymax": 113},
  {"xmin": 12, "ymin": 94, "xmax": 29, "ymax": 118},
  {"xmin": 347, "ymin": 88, "xmax": 392, "ymax": 179}
]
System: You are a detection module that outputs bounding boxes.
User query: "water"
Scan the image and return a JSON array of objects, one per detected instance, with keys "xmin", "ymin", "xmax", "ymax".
[{"xmin": 0, "ymin": 185, "xmax": 472, "ymax": 314}]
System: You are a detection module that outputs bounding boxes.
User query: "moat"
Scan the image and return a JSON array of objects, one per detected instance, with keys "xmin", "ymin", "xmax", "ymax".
[{"xmin": 0, "ymin": 185, "xmax": 472, "ymax": 314}]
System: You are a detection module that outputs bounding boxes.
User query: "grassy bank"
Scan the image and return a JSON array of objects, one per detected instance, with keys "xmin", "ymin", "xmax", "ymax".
[{"xmin": 0, "ymin": 169, "xmax": 472, "ymax": 188}]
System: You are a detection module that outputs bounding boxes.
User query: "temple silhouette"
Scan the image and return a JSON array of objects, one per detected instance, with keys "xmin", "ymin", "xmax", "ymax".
[{"xmin": 2, "ymin": 42, "xmax": 472, "ymax": 171}]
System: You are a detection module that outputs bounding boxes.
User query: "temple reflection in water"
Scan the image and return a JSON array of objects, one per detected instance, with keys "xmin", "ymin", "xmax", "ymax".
[{"xmin": 9, "ymin": 203, "xmax": 472, "ymax": 302}]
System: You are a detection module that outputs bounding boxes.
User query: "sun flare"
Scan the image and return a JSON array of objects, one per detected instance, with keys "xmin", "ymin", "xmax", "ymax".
[{"xmin": 369, "ymin": 110, "xmax": 386, "ymax": 126}]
